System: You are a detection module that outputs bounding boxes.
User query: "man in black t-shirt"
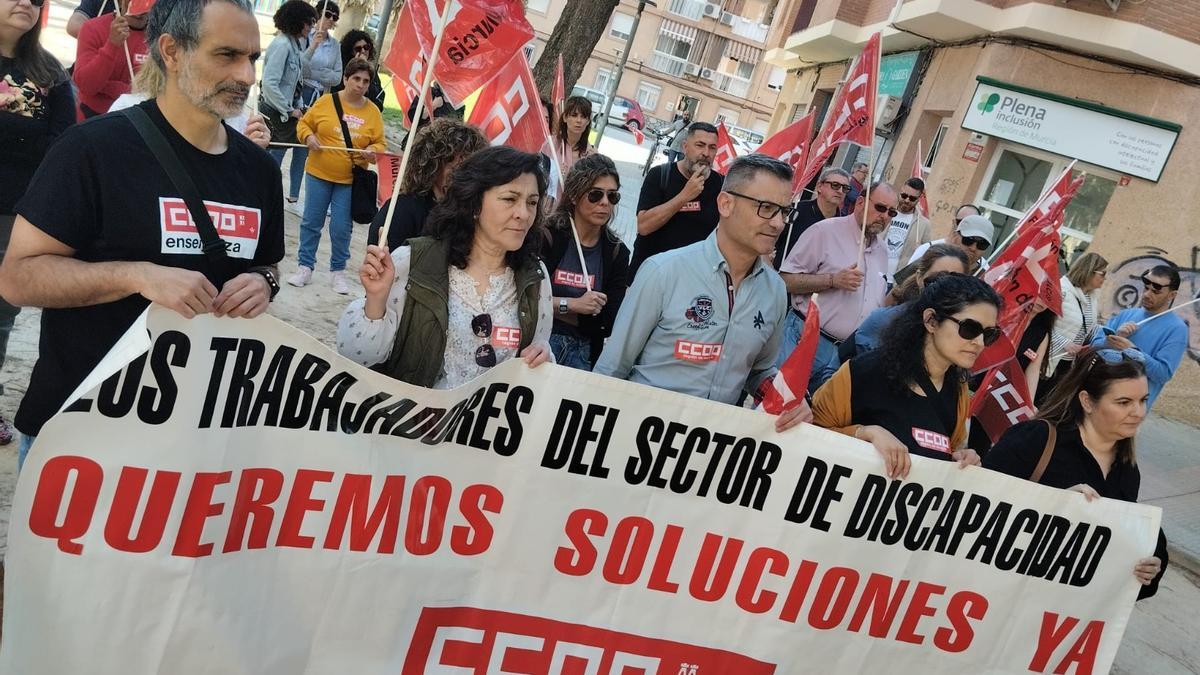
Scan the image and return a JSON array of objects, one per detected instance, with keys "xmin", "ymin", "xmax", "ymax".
[
  {"xmin": 773, "ymin": 166, "xmax": 849, "ymax": 269},
  {"xmin": 629, "ymin": 121, "xmax": 723, "ymax": 282},
  {"xmin": 0, "ymin": 0, "xmax": 284, "ymax": 469}
]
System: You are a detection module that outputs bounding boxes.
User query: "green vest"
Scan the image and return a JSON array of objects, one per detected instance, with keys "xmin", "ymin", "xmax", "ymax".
[{"xmin": 378, "ymin": 236, "xmax": 544, "ymax": 387}]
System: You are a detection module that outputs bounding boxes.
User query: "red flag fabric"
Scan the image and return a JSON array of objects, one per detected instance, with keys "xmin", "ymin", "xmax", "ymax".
[
  {"xmin": 127, "ymin": 0, "xmax": 155, "ymax": 14},
  {"xmin": 712, "ymin": 121, "xmax": 738, "ymax": 174},
  {"xmin": 756, "ymin": 113, "xmax": 814, "ymax": 195},
  {"xmin": 912, "ymin": 142, "xmax": 930, "ymax": 218},
  {"xmin": 759, "ymin": 295, "xmax": 820, "ymax": 414},
  {"xmin": 626, "ymin": 121, "xmax": 645, "ymax": 145},
  {"xmin": 408, "ymin": 0, "xmax": 535, "ymax": 105},
  {"xmin": 382, "ymin": 3, "xmax": 429, "ymax": 126},
  {"xmin": 968, "ymin": 358, "xmax": 1036, "ymax": 444},
  {"xmin": 551, "ymin": 54, "xmax": 565, "ymax": 129},
  {"xmin": 973, "ymin": 168, "xmax": 1083, "ymax": 373},
  {"xmin": 797, "ymin": 32, "xmax": 880, "ymax": 189},
  {"xmin": 466, "ymin": 53, "xmax": 563, "ymax": 198},
  {"xmin": 376, "ymin": 153, "xmax": 402, "ymax": 208}
]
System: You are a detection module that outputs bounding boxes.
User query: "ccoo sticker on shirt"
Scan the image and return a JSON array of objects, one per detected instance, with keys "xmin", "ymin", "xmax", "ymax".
[
  {"xmin": 492, "ymin": 326, "xmax": 521, "ymax": 349},
  {"xmin": 553, "ymin": 269, "xmax": 595, "ymax": 289},
  {"xmin": 679, "ymin": 201, "xmax": 701, "ymax": 212},
  {"xmin": 911, "ymin": 427, "xmax": 951, "ymax": 454},
  {"xmin": 159, "ymin": 197, "xmax": 261, "ymax": 260},
  {"xmin": 674, "ymin": 339, "xmax": 722, "ymax": 362}
]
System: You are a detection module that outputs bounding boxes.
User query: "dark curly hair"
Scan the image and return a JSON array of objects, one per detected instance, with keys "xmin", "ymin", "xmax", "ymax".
[
  {"xmin": 876, "ymin": 273, "xmax": 1002, "ymax": 393},
  {"xmin": 273, "ymin": 0, "xmax": 316, "ymax": 36},
  {"xmin": 546, "ymin": 153, "xmax": 621, "ymax": 243},
  {"xmin": 426, "ymin": 146, "xmax": 548, "ymax": 270},
  {"xmin": 402, "ymin": 119, "xmax": 488, "ymax": 197},
  {"xmin": 339, "ymin": 29, "xmax": 375, "ymax": 65},
  {"xmin": 557, "ymin": 95, "xmax": 593, "ymax": 156}
]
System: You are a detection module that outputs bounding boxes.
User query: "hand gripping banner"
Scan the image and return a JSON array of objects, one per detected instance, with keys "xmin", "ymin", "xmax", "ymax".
[{"xmin": 1, "ymin": 307, "xmax": 1160, "ymax": 674}]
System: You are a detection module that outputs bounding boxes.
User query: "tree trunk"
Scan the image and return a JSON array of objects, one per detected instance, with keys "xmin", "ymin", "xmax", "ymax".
[{"xmin": 532, "ymin": 0, "xmax": 620, "ymax": 99}]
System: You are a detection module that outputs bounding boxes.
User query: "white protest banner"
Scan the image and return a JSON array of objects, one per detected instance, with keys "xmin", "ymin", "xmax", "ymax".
[{"xmin": 2, "ymin": 307, "xmax": 1160, "ymax": 674}]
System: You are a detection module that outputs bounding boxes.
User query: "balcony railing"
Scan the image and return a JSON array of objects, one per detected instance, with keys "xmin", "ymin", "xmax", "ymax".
[
  {"xmin": 729, "ymin": 14, "xmax": 768, "ymax": 42},
  {"xmin": 650, "ymin": 51, "xmax": 689, "ymax": 78},
  {"xmin": 668, "ymin": 0, "xmax": 705, "ymax": 20},
  {"xmin": 712, "ymin": 71, "xmax": 751, "ymax": 97}
]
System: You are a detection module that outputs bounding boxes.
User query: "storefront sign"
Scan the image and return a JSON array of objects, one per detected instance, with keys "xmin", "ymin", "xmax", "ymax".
[
  {"xmin": 878, "ymin": 51, "xmax": 919, "ymax": 98},
  {"xmin": 963, "ymin": 142, "xmax": 984, "ymax": 162},
  {"xmin": 962, "ymin": 77, "xmax": 1180, "ymax": 182}
]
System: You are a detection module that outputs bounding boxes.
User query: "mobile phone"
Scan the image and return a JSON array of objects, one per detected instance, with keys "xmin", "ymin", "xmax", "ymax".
[{"xmin": 1099, "ymin": 325, "xmax": 1116, "ymax": 336}]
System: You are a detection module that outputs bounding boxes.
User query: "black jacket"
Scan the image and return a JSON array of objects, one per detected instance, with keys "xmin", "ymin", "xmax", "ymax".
[{"xmin": 542, "ymin": 224, "xmax": 631, "ymax": 367}]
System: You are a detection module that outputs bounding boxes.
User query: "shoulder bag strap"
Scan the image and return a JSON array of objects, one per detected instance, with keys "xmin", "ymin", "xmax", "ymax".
[
  {"xmin": 121, "ymin": 107, "xmax": 232, "ymax": 275},
  {"xmin": 1029, "ymin": 420, "xmax": 1058, "ymax": 483},
  {"xmin": 330, "ymin": 93, "xmax": 356, "ymax": 167}
]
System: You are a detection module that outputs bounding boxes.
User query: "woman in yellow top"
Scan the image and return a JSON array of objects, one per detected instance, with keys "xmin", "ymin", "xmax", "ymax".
[{"xmin": 290, "ymin": 58, "xmax": 386, "ymax": 294}]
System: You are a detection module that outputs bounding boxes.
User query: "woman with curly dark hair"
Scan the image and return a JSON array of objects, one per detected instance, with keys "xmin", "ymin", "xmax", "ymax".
[
  {"xmin": 813, "ymin": 274, "xmax": 1000, "ymax": 478},
  {"xmin": 539, "ymin": 154, "xmax": 630, "ymax": 369},
  {"xmin": 369, "ymin": 118, "xmax": 488, "ymax": 250},
  {"xmin": 261, "ymin": 0, "xmax": 318, "ymax": 207},
  {"xmin": 337, "ymin": 146, "xmax": 555, "ymax": 387},
  {"xmin": 555, "ymin": 95, "xmax": 596, "ymax": 174},
  {"xmin": 336, "ymin": 29, "xmax": 384, "ymax": 110}
]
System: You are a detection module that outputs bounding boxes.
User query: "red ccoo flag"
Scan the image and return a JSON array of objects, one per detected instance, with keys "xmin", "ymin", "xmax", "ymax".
[
  {"xmin": 798, "ymin": 32, "xmax": 880, "ymax": 189},
  {"xmin": 968, "ymin": 357, "xmax": 1037, "ymax": 444},
  {"xmin": 127, "ymin": 0, "xmax": 155, "ymax": 14},
  {"xmin": 712, "ymin": 121, "xmax": 738, "ymax": 174},
  {"xmin": 972, "ymin": 167, "xmax": 1083, "ymax": 374},
  {"xmin": 759, "ymin": 294, "xmax": 820, "ymax": 414},
  {"xmin": 376, "ymin": 153, "xmax": 402, "ymax": 208},
  {"xmin": 408, "ymin": 0, "xmax": 535, "ymax": 105},
  {"xmin": 382, "ymin": 3, "xmax": 430, "ymax": 125},
  {"xmin": 757, "ymin": 112, "xmax": 814, "ymax": 195},
  {"xmin": 551, "ymin": 54, "xmax": 565, "ymax": 129}
]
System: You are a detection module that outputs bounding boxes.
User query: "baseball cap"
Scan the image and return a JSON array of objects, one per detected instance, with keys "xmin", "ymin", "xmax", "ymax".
[{"xmin": 956, "ymin": 215, "xmax": 995, "ymax": 245}]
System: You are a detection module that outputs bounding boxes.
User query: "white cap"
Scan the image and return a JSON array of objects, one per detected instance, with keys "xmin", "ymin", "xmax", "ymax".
[{"xmin": 956, "ymin": 214, "xmax": 996, "ymax": 245}]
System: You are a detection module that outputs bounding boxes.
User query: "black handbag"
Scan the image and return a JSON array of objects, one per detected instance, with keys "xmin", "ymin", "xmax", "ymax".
[{"xmin": 330, "ymin": 93, "xmax": 379, "ymax": 224}]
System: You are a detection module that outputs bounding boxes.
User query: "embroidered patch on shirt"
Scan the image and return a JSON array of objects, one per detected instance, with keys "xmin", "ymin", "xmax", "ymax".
[
  {"xmin": 912, "ymin": 427, "xmax": 951, "ymax": 454},
  {"xmin": 685, "ymin": 295, "xmax": 716, "ymax": 329},
  {"xmin": 674, "ymin": 340, "xmax": 723, "ymax": 362}
]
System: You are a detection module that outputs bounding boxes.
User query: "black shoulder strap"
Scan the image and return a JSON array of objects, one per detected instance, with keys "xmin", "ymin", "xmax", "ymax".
[
  {"xmin": 121, "ymin": 107, "xmax": 233, "ymax": 279},
  {"xmin": 330, "ymin": 93, "xmax": 356, "ymax": 162},
  {"xmin": 660, "ymin": 162, "xmax": 670, "ymax": 193}
]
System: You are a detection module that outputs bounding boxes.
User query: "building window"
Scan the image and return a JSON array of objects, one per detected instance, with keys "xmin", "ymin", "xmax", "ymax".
[
  {"xmin": 716, "ymin": 107, "xmax": 740, "ymax": 125},
  {"xmin": 923, "ymin": 124, "xmax": 948, "ymax": 172},
  {"xmin": 610, "ymin": 12, "xmax": 634, "ymax": 41},
  {"xmin": 594, "ymin": 69, "xmax": 612, "ymax": 95},
  {"xmin": 526, "ymin": 0, "xmax": 549, "ymax": 12},
  {"xmin": 636, "ymin": 82, "xmax": 662, "ymax": 111}
]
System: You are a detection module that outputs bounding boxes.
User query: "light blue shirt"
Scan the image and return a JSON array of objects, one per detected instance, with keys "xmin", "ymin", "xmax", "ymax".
[
  {"xmin": 594, "ymin": 231, "xmax": 788, "ymax": 405},
  {"xmin": 854, "ymin": 303, "xmax": 904, "ymax": 355},
  {"xmin": 1090, "ymin": 307, "xmax": 1188, "ymax": 410}
]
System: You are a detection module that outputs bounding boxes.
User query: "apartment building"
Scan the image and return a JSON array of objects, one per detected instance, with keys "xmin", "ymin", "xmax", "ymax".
[
  {"xmin": 765, "ymin": 0, "xmax": 1200, "ymax": 422},
  {"xmin": 523, "ymin": 0, "xmax": 792, "ymax": 140}
]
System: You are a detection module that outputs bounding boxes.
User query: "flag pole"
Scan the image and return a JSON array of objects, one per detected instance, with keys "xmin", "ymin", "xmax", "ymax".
[
  {"xmin": 1136, "ymin": 297, "xmax": 1200, "ymax": 326},
  {"xmin": 114, "ymin": 1, "xmax": 136, "ymax": 83},
  {"xmin": 983, "ymin": 160, "xmax": 1078, "ymax": 268},
  {"xmin": 856, "ymin": 38, "xmax": 882, "ymax": 270},
  {"xmin": 376, "ymin": 2, "xmax": 455, "ymax": 249}
]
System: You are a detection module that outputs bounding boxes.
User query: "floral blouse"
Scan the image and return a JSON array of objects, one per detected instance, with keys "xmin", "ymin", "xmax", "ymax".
[
  {"xmin": 337, "ymin": 246, "xmax": 555, "ymax": 389},
  {"xmin": 1, "ymin": 56, "xmax": 75, "ymax": 214}
]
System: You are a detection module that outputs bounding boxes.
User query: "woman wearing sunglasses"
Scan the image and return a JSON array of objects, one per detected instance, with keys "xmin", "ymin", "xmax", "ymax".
[
  {"xmin": 539, "ymin": 155, "xmax": 630, "ymax": 370},
  {"xmin": 337, "ymin": 29, "xmax": 384, "ymax": 111},
  {"xmin": 813, "ymin": 274, "xmax": 1000, "ymax": 478},
  {"xmin": 1, "ymin": 0, "xmax": 74, "ymax": 444},
  {"xmin": 337, "ymin": 146, "xmax": 554, "ymax": 387},
  {"xmin": 984, "ymin": 347, "xmax": 1166, "ymax": 600},
  {"xmin": 1042, "ymin": 252, "xmax": 1108, "ymax": 401}
]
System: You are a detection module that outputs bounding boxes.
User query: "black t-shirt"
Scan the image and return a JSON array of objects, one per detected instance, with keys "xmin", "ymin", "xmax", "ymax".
[
  {"xmin": 775, "ymin": 198, "xmax": 833, "ymax": 269},
  {"xmin": 74, "ymin": 0, "xmax": 114, "ymax": 18},
  {"xmin": 629, "ymin": 162, "xmax": 722, "ymax": 281},
  {"xmin": 14, "ymin": 100, "xmax": 285, "ymax": 436},
  {"xmin": 1016, "ymin": 308, "xmax": 1055, "ymax": 370},
  {"xmin": 549, "ymin": 240, "xmax": 603, "ymax": 338},
  {"xmin": 0, "ymin": 57, "xmax": 75, "ymax": 215},
  {"xmin": 369, "ymin": 193, "xmax": 435, "ymax": 249},
  {"xmin": 849, "ymin": 350, "xmax": 963, "ymax": 461}
]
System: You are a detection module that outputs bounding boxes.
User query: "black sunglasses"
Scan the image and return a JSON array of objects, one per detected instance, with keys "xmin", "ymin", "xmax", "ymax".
[
  {"xmin": 871, "ymin": 202, "xmax": 898, "ymax": 218},
  {"xmin": 323, "ymin": 11, "xmax": 339, "ymax": 20},
  {"xmin": 725, "ymin": 190, "xmax": 793, "ymax": 220},
  {"xmin": 941, "ymin": 315, "xmax": 1002, "ymax": 346},
  {"xmin": 28, "ymin": 0, "xmax": 46, "ymax": 6},
  {"xmin": 822, "ymin": 180, "xmax": 851, "ymax": 193},
  {"xmin": 586, "ymin": 188, "xmax": 621, "ymax": 205},
  {"xmin": 1141, "ymin": 275, "xmax": 1172, "ymax": 293},
  {"xmin": 471, "ymin": 314, "xmax": 497, "ymax": 367},
  {"xmin": 898, "ymin": 193, "xmax": 920, "ymax": 202},
  {"xmin": 960, "ymin": 235, "xmax": 990, "ymax": 251}
]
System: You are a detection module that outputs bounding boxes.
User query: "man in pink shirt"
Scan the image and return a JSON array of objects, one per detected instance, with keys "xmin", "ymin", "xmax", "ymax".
[
  {"xmin": 778, "ymin": 181, "xmax": 897, "ymax": 392},
  {"xmin": 73, "ymin": 0, "xmax": 149, "ymax": 118}
]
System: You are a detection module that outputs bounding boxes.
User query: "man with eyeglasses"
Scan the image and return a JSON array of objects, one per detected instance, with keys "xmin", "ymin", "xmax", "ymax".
[
  {"xmin": 596, "ymin": 156, "xmax": 811, "ymax": 432},
  {"xmin": 778, "ymin": 181, "xmax": 898, "ymax": 392},
  {"xmin": 884, "ymin": 177, "xmax": 932, "ymax": 281},
  {"xmin": 1090, "ymin": 264, "xmax": 1189, "ymax": 411},
  {"xmin": 772, "ymin": 167, "xmax": 848, "ymax": 270},
  {"xmin": 630, "ymin": 121, "xmax": 723, "ymax": 282},
  {"xmin": 900, "ymin": 210, "xmax": 993, "ymax": 286}
]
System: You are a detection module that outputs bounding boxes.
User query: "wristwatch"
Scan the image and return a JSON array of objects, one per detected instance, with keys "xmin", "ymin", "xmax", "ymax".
[
  {"xmin": 558, "ymin": 298, "xmax": 569, "ymax": 315},
  {"xmin": 249, "ymin": 266, "xmax": 281, "ymax": 301}
]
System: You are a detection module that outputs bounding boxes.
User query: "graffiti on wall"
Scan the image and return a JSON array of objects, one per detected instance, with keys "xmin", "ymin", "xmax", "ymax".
[{"xmin": 1099, "ymin": 246, "xmax": 1200, "ymax": 363}]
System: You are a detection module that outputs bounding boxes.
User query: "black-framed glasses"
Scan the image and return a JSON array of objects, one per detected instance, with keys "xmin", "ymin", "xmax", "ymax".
[
  {"xmin": 471, "ymin": 313, "xmax": 496, "ymax": 367},
  {"xmin": 871, "ymin": 202, "xmax": 898, "ymax": 218},
  {"xmin": 960, "ymin": 236, "xmax": 990, "ymax": 251},
  {"xmin": 475, "ymin": 344, "xmax": 497, "ymax": 367},
  {"xmin": 586, "ymin": 188, "xmax": 621, "ymax": 205},
  {"xmin": 940, "ymin": 315, "xmax": 1002, "ymax": 346},
  {"xmin": 898, "ymin": 193, "xmax": 920, "ymax": 202},
  {"xmin": 28, "ymin": 0, "xmax": 46, "ymax": 7},
  {"xmin": 822, "ymin": 180, "xmax": 851, "ymax": 193},
  {"xmin": 471, "ymin": 313, "xmax": 492, "ymax": 338},
  {"xmin": 725, "ymin": 190, "xmax": 793, "ymax": 220},
  {"xmin": 323, "ymin": 11, "xmax": 339, "ymax": 20},
  {"xmin": 1141, "ymin": 275, "xmax": 1172, "ymax": 292}
]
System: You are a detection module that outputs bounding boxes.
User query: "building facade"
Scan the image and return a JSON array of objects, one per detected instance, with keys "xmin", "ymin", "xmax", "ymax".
[
  {"xmin": 524, "ymin": 0, "xmax": 791, "ymax": 140},
  {"xmin": 767, "ymin": 0, "xmax": 1200, "ymax": 423}
]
